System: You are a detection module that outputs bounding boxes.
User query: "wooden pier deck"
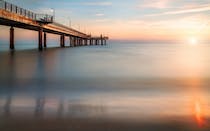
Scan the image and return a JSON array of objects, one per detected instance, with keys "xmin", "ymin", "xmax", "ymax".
[{"xmin": 0, "ymin": 0, "xmax": 108, "ymax": 50}]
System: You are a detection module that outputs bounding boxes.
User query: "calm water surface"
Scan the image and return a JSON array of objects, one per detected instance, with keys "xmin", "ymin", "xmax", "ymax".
[{"xmin": 0, "ymin": 42, "xmax": 209, "ymax": 130}]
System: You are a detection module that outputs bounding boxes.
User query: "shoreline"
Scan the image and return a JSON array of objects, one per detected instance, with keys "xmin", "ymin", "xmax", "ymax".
[{"xmin": 1, "ymin": 116, "xmax": 209, "ymax": 131}]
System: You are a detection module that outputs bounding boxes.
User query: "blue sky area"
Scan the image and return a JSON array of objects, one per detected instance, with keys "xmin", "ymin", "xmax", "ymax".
[{"xmin": 1, "ymin": 0, "xmax": 210, "ymax": 41}]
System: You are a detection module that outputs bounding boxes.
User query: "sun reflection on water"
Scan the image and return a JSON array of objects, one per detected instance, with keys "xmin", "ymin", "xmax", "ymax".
[{"xmin": 194, "ymin": 100, "xmax": 205, "ymax": 127}]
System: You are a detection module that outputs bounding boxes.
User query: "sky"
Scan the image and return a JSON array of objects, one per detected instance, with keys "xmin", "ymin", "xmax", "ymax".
[{"xmin": 1, "ymin": 0, "xmax": 210, "ymax": 41}]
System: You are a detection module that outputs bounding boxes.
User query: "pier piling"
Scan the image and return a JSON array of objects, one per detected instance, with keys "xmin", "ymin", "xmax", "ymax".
[
  {"xmin": 69, "ymin": 36, "xmax": 72, "ymax": 47},
  {"xmin": 101, "ymin": 35, "xmax": 103, "ymax": 45},
  {"xmin": 44, "ymin": 32, "xmax": 47, "ymax": 48},
  {"xmin": 60, "ymin": 35, "xmax": 65, "ymax": 47},
  {"xmin": 38, "ymin": 28, "xmax": 43, "ymax": 51},
  {"xmin": 10, "ymin": 27, "xmax": 14, "ymax": 50}
]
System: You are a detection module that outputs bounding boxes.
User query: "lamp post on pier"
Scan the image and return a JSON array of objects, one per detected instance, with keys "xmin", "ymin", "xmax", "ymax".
[{"xmin": 50, "ymin": 8, "xmax": 55, "ymax": 21}]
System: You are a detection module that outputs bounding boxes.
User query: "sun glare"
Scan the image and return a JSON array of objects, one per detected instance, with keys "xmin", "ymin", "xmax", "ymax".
[{"xmin": 189, "ymin": 37, "xmax": 198, "ymax": 45}]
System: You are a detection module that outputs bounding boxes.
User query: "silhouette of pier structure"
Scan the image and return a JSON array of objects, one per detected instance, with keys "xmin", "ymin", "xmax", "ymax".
[{"xmin": 0, "ymin": 0, "xmax": 108, "ymax": 50}]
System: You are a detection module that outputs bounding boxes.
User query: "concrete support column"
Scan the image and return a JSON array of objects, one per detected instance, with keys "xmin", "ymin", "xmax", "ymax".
[
  {"xmin": 63, "ymin": 35, "xmax": 65, "ymax": 47},
  {"xmin": 44, "ymin": 32, "xmax": 47, "ymax": 48},
  {"xmin": 73, "ymin": 37, "xmax": 76, "ymax": 46},
  {"xmin": 77, "ymin": 38, "xmax": 79, "ymax": 46},
  {"xmin": 79, "ymin": 39, "xmax": 81, "ymax": 46},
  {"xmin": 91, "ymin": 39, "xmax": 93, "ymax": 45},
  {"xmin": 79, "ymin": 38, "xmax": 81, "ymax": 46},
  {"xmin": 100, "ymin": 35, "xmax": 103, "ymax": 46},
  {"xmin": 38, "ymin": 28, "xmax": 43, "ymax": 51},
  {"xmin": 85, "ymin": 39, "xmax": 87, "ymax": 46},
  {"xmin": 75, "ymin": 37, "xmax": 78, "ymax": 46},
  {"xmin": 101, "ymin": 39, "xmax": 104, "ymax": 45},
  {"xmin": 60, "ymin": 35, "xmax": 65, "ymax": 47},
  {"xmin": 76, "ymin": 37, "xmax": 78, "ymax": 46},
  {"xmin": 69, "ymin": 36, "xmax": 72, "ymax": 47},
  {"xmin": 60, "ymin": 35, "xmax": 63, "ymax": 47},
  {"xmin": 10, "ymin": 26, "xmax": 15, "ymax": 50},
  {"xmin": 76, "ymin": 38, "xmax": 78, "ymax": 46},
  {"xmin": 72, "ymin": 37, "xmax": 74, "ymax": 46},
  {"xmin": 71, "ymin": 36, "xmax": 74, "ymax": 47}
]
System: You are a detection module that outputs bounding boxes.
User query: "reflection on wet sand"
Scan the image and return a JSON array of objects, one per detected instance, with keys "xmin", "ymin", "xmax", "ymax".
[
  {"xmin": 3, "ymin": 95, "xmax": 12, "ymax": 117},
  {"xmin": 35, "ymin": 97, "xmax": 45, "ymax": 117},
  {"xmin": 0, "ymin": 94, "xmax": 209, "ymax": 131},
  {"xmin": 0, "ymin": 95, "xmax": 107, "ymax": 118},
  {"xmin": 194, "ymin": 100, "xmax": 205, "ymax": 127}
]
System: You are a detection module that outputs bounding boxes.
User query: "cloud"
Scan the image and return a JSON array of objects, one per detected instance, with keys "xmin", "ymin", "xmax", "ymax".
[
  {"xmin": 83, "ymin": 2, "xmax": 112, "ymax": 6},
  {"xmin": 95, "ymin": 18, "xmax": 110, "ymax": 22},
  {"xmin": 147, "ymin": 4, "xmax": 210, "ymax": 16},
  {"xmin": 95, "ymin": 13, "xmax": 105, "ymax": 16},
  {"xmin": 138, "ymin": 0, "xmax": 170, "ymax": 9},
  {"xmin": 34, "ymin": 8, "xmax": 53, "ymax": 14}
]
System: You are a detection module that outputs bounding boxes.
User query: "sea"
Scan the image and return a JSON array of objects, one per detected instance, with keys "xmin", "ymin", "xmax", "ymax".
[{"xmin": 0, "ymin": 40, "xmax": 209, "ymax": 130}]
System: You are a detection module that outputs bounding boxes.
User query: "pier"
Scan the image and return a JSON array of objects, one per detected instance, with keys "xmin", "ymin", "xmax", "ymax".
[{"xmin": 0, "ymin": 0, "xmax": 108, "ymax": 50}]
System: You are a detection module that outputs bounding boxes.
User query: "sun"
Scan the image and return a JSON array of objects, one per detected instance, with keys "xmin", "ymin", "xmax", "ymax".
[{"xmin": 189, "ymin": 37, "xmax": 198, "ymax": 45}]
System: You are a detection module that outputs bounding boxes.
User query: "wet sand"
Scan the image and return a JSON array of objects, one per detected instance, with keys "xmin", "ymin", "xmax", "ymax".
[{"xmin": 1, "ymin": 117, "xmax": 210, "ymax": 131}]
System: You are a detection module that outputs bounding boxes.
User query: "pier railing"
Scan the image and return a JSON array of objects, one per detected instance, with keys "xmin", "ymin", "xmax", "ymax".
[
  {"xmin": 0, "ymin": 0, "xmax": 53, "ymax": 23},
  {"xmin": 36, "ymin": 14, "xmax": 53, "ymax": 23}
]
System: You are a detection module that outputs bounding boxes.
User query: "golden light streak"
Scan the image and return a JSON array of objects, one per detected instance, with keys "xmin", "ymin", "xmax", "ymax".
[{"xmin": 193, "ymin": 99, "xmax": 206, "ymax": 127}]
